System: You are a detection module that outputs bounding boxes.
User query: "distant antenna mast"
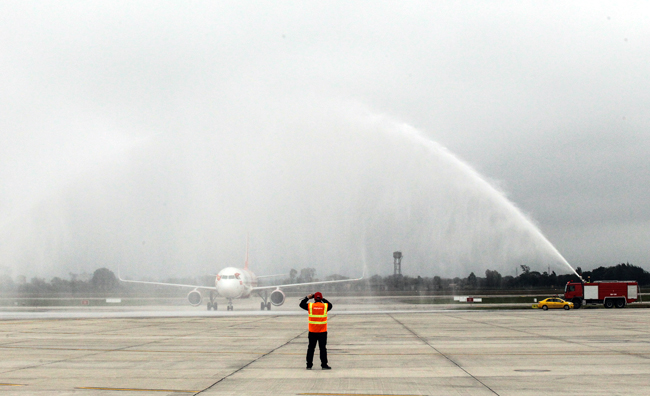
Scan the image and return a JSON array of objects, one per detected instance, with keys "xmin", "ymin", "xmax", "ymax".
[{"xmin": 393, "ymin": 251, "xmax": 402, "ymax": 276}]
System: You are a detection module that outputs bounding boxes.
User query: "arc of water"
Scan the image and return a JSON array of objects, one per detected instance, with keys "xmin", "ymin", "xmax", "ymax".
[{"xmin": 369, "ymin": 115, "xmax": 582, "ymax": 280}]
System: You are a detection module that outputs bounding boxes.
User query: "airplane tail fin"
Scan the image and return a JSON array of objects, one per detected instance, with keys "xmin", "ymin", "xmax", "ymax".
[{"xmin": 244, "ymin": 234, "xmax": 250, "ymax": 270}]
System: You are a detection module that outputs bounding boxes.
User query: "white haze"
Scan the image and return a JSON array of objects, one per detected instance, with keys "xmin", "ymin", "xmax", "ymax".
[
  {"xmin": 1, "ymin": 1, "xmax": 649, "ymax": 280},
  {"xmin": 1, "ymin": 99, "xmax": 573, "ymax": 279}
]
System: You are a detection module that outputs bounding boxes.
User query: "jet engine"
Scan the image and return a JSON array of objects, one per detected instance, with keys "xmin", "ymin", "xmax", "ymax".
[
  {"xmin": 270, "ymin": 289, "xmax": 285, "ymax": 306},
  {"xmin": 187, "ymin": 289, "xmax": 203, "ymax": 306}
]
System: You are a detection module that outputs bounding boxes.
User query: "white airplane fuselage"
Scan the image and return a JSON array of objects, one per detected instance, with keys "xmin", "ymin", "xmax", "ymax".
[{"xmin": 215, "ymin": 267, "xmax": 258, "ymax": 299}]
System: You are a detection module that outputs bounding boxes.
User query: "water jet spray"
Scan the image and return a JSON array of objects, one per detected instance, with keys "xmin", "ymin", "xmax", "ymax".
[{"xmin": 371, "ymin": 114, "xmax": 583, "ymax": 279}]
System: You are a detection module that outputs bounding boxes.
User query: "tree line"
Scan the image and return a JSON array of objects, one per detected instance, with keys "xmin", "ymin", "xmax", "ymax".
[
  {"xmin": 358, "ymin": 262, "xmax": 650, "ymax": 293},
  {"xmin": 1, "ymin": 262, "xmax": 648, "ymax": 295}
]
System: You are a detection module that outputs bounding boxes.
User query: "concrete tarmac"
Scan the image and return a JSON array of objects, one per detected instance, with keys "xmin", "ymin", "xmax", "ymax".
[{"xmin": 1, "ymin": 304, "xmax": 650, "ymax": 395}]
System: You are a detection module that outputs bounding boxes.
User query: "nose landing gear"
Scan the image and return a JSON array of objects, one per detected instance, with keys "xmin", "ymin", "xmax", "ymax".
[{"xmin": 227, "ymin": 298, "xmax": 234, "ymax": 311}]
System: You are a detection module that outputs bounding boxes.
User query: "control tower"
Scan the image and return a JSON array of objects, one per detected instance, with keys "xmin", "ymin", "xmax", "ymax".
[{"xmin": 393, "ymin": 251, "xmax": 403, "ymax": 276}]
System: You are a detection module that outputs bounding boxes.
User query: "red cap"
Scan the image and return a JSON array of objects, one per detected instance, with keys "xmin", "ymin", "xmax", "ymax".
[{"xmin": 314, "ymin": 292, "xmax": 322, "ymax": 299}]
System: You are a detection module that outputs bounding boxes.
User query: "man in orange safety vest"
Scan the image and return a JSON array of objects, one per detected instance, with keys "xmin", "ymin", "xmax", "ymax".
[{"xmin": 299, "ymin": 292, "xmax": 332, "ymax": 370}]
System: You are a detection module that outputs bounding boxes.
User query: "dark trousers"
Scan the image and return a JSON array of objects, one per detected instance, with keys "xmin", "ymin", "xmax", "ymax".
[{"xmin": 306, "ymin": 331, "xmax": 328, "ymax": 366}]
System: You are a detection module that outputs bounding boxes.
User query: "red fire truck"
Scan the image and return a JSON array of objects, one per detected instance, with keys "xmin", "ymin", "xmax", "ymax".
[{"xmin": 564, "ymin": 280, "xmax": 640, "ymax": 309}]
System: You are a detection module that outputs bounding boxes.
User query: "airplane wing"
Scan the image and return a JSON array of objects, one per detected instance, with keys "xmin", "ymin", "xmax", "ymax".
[
  {"xmin": 118, "ymin": 271, "xmax": 216, "ymax": 291},
  {"xmin": 256, "ymin": 273, "xmax": 287, "ymax": 279},
  {"xmin": 252, "ymin": 270, "xmax": 365, "ymax": 291}
]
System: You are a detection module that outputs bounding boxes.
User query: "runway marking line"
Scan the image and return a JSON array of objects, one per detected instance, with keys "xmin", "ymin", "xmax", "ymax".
[
  {"xmin": 75, "ymin": 386, "xmax": 199, "ymax": 393},
  {"xmin": 0, "ymin": 345, "xmax": 267, "ymax": 355},
  {"xmin": 298, "ymin": 394, "xmax": 426, "ymax": 396},
  {"xmin": 0, "ymin": 383, "xmax": 27, "ymax": 387}
]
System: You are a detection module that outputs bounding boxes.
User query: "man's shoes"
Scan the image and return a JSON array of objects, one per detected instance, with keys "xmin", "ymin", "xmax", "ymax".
[
  {"xmin": 306, "ymin": 365, "xmax": 312, "ymax": 370},
  {"xmin": 321, "ymin": 365, "xmax": 331, "ymax": 370}
]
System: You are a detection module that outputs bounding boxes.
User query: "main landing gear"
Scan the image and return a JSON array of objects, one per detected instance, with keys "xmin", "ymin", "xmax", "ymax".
[
  {"xmin": 207, "ymin": 291, "xmax": 218, "ymax": 311},
  {"xmin": 258, "ymin": 291, "xmax": 272, "ymax": 310}
]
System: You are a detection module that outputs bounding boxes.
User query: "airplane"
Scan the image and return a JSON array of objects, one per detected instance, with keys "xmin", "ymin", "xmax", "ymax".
[{"xmin": 118, "ymin": 246, "xmax": 364, "ymax": 311}]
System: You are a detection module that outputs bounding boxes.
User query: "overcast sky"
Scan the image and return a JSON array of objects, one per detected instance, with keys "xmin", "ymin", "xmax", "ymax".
[{"xmin": 1, "ymin": 1, "xmax": 649, "ymax": 280}]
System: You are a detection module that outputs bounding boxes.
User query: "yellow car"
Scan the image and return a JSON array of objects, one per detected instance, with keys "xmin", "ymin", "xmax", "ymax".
[{"xmin": 533, "ymin": 298, "xmax": 574, "ymax": 311}]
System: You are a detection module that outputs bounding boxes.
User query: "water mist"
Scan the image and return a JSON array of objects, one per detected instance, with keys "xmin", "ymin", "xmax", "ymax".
[{"xmin": 1, "ymin": 101, "xmax": 580, "ymax": 280}]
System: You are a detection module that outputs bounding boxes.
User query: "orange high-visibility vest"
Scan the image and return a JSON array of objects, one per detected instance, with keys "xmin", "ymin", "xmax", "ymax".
[{"xmin": 307, "ymin": 302, "xmax": 328, "ymax": 333}]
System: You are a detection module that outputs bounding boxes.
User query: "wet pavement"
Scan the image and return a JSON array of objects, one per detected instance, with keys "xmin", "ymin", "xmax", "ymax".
[{"xmin": 1, "ymin": 303, "xmax": 649, "ymax": 395}]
